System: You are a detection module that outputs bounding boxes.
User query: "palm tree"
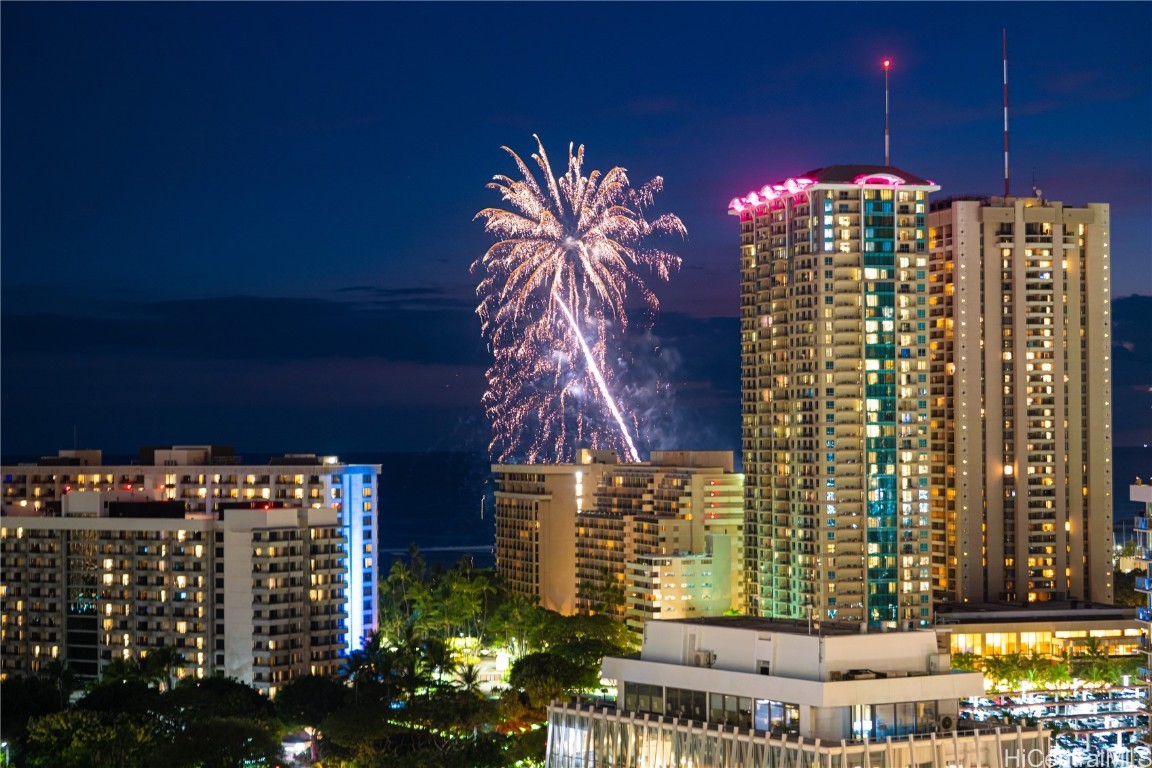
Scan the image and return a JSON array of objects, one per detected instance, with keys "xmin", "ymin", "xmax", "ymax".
[
  {"xmin": 41, "ymin": 658, "xmax": 78, "ymax": 709},
  {"xmin": 456, "ymin": 663, "xmax": 484, "ymax": 696},
  {"xmin": 420, "ymin": 636, "xmax": 458, "ymax": 687},
  {"xmin": 1045, "ymin": 650, "xmax": 1073, "ymax": 690},
  {"xmin": 100, "ymin": 655, "xmax": 145, "ymax": 685},
  {"xmin": 950, "ymin": 652, "xmax": 982, "ymax": 673},
  {"xmin": 488, "ymin": 591, "xmax": 550, "ymax": 661},
  {"xmin": 140, "ymin": 645, "xmax": 181, "ymax": 692},
  {"xmin": 1075, "ymin": 637, "xmax": 1113, "ymax": 688},
  {"xmin": 338, "ymin": 631, "xmax": 395, "ymax": 704}
]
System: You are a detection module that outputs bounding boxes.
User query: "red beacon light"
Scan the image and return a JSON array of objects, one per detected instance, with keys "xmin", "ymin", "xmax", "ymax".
[{"xmin": 882, "ymin": 59, "xmax": 891, "ymax": 69}]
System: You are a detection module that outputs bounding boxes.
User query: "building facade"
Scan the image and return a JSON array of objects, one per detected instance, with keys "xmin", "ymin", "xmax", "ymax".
[
  {"xmin": 926, "ymin": 198, "xmax": 1112, "ymax": 605},
  {"xmin": 936, "ymin": 602, "xmax": 1144, "ymax": 746},
  {"xmin": 1132, "ymin": 482, "xmax": 1152, "ymax": 749},
  {"xmin": 546, "ymin": 616, "xmax": 1046, "ymax": 768},
  {"xmin": 493, "ymin": 450, "xmax": 743, "ymax": 627},
  {"xmin": 1, "ymin": 446, "xmax": 380, "ymax": 647},
  {"xmin": 730, "ymin": 166, "xmax": 940, "ymax": 627},
  {"xmin": 0, "ymin": 493, "xmax": 348, "ymax": 696}
]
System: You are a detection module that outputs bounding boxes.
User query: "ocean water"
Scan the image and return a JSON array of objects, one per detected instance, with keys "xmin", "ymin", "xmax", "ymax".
[
  {"xmin": 363, "ymin": 445, "xmax": 1152, "ymax": 568},
  {"xmin": 348, "ymin": 451, "xmax": 496, "ymax": 570}
]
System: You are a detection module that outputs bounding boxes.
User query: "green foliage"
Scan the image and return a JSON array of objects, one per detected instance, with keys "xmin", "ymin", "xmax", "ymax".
[
  {"xmin": 379, "ymin": 549, "xmax": 496, "ymax": 644},
  {"xmin": 77, "ymin": 679, "xmax": 161, "ymax": 715},
  {"xmin": 25, "ymin": 709, "xmax": 158, "ymax": 768},
  {"xmin": 275, "ymin": 673, "xmax": 352, "ymax": 728},
  {"xmin": 950, "ymin": 652, "xmax": 982, "ymax": 672},
  {"xmin": 976, "ymin": 640, "xmax": 1142, "ymax": 694},
  {"xmin": 487, "ymin": 592, "xmax": 550, "ymax": 661},
  {"xmin": 0, "ymin": 673, "xmax": 69, "ymax": 747},
  {"xmin": 577, "ymin": 569, "xmax": 626, "ymax": 616},
  {"xmin": 152, "ymin": 715, "xmax": 282, "ymax": 768},
  {"xmin": 1113, "ymin": 567, "xmax": 1144, "ymax": 607}
]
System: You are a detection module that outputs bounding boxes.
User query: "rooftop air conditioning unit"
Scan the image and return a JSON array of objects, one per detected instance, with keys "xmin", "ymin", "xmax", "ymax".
[
  {"xmin": 937, "ymin": 714, "xmax": 955, "ymax": 732},
  {"xmin": 693, "ymin": 650, "xmax": 716, "ymax": 668},
  {"xmin": 928, "ymin": 653, "xmax": 950, "ymax": 673}
]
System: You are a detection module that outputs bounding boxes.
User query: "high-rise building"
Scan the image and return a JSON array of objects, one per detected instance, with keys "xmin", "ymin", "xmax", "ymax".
[
  {"xmin": 926, "ymin": 197, "xmax": 1112, "ymax": 604},
  {"xmin": 731, "ymin": 166, "xmax": 939, "ymax": 627},
  {"xmin": 493, "ymin": 450, "xmax": 743, "ymax": 627},
  {"xmin": 1, "ymin": 492, "xmax": 347, "ymax": 696},
  {"xmin": 0, "ymin": 446, "xmax": 381, "ymax": 647}
]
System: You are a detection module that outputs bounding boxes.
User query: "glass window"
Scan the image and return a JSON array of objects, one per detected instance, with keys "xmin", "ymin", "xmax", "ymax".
[
  {"xmin": 852, "ymin": 704, "xmax": 873, "ymax": 739},
  {"xmin": 710, "ymin": 693, "xmax": 725, "ymax": 724},
  {"xmin": 737, "ymin": 696, "xmax": 753, "ymax": 729},
  {"xmin": 624, "ymin": 683, "xmax": 637, "ymax": 713},
  {"xmin": 875, "ymin": 703, "xmax": 895, "ymax": 738},
  {"xmin": 896, "ymin": 701, "xmax": 916, "ymax": 735},
  {"xmin": 916, "ymin": 700, "xmax": 937, "ymax": 731}
]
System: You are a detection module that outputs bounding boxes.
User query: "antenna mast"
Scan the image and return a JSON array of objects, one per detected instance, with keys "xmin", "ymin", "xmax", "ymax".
[
  {"xmin": 883, "ymin": 58, "xmax": 892, "ymax": 166},
  {"xmin": 1003, "ymin": 29, "xmax": 1010, "ymax": 197}
]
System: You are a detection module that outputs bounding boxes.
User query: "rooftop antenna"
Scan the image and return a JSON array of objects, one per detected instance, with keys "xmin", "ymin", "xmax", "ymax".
[
  {"xmin": 883, "ymin": 57, "xmax": 892, "ymax": 166},
  {"xmin": 1003, "ymin": 29, "xmax": 1010, "ymax": 197},
  {"xmin": 1031, "ymin": 167, "xmax": 1043, "ymax": 200}
]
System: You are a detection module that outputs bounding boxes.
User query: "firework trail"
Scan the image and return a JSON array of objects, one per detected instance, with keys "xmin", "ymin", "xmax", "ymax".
[
  {"xmin": 474, "ymin": 136, "xmax": 685, "ymax": 463},
  {"xmin": 552, "ymin": 292, "xmax": 641, "ymax": 462}
]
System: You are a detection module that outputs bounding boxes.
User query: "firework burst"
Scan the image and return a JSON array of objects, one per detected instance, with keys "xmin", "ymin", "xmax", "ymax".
[{"xmin": 474, "ymin": 136, "xmax": 685, "ymax": 463}]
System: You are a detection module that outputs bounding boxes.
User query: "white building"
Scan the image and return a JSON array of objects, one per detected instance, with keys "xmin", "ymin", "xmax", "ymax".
[
  {"xmin": 494, "ymin": 450, "xmax": 743, "ymax": 627},
  {"xmin": 1, "ymin": 446, "xmax": 380, "ymax": 647},
  {"xmin": 1, "ymin": 493, "xmax": 347, "ymax": 696},
  {"xmin": 547, "ymin": 616, "xmax": 1046, "ymax": 767}
]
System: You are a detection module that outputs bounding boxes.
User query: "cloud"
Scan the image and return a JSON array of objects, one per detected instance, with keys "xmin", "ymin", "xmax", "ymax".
[{"xmin": 1, "ymin": 294, "xmax": 487, "ymax": 366}]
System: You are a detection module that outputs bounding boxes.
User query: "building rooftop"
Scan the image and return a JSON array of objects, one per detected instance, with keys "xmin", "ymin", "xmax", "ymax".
[
  {"xmin": 935, "ymin": 602, "xmax": 1135, "ymax": 624},
  {"xmin": 728, "ymin": 164, "xmax": 937, "ymax": 213},
  {"xmin": 800, "ymin": 164, "xmax": 933, "ymax": 186},
  {"xmin": 667, "ymin": 615, "xmax": 874, "ymax": 637}
]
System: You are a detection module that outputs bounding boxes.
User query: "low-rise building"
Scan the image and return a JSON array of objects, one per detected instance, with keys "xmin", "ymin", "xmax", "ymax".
[
  {"xmin": 547, "ymin": 616, "xmax": 1045, "ymax": 767},
  {"xmin": 936, "ymin": 602, "xmax": 1144, "ymax": 747}
]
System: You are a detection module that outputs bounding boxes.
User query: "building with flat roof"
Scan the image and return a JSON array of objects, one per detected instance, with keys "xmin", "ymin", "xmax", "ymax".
[
  {"xmin": 494, "ymin": 450, "xmax": 743, "ymax": 627},
  {"xmin": 933, "ymin": 601, "xmax": 1144, "ymax": 747},
  {"xmin": 1, "ymin": 493, "xmax": 347, "ymax": 696},
  {"xmin": 730, "ymin": 167, "xmax": 940, "ymax": 627},
  {"xmin": 546, "ymin": 616, "xmax": 1045, "ymax": 767},
  {"xmin": 926, "ymin": 197, "xmax": 1113, "ymax": 605},
  {"xmin": 1, "ymin": 446, "xmax": 380, "ymax": 647}
]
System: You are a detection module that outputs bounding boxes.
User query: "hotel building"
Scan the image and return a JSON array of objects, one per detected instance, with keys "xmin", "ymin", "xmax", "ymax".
[
  {"xmin": 1, "ymin": 446, "xmax": 380, "ymax": 648},
  {"xmin": 730, "ymin": 166, "xmax": 940, "ymax": 627},
  {"xmin": 926, "ymin": 197, "xmax": 1113, "ymax": 605},
  {"xmin": 1, "ymin": 492, "xmax": 347, "ymax": 696},
  {"xmin": 546, "ymin": 616, "xmax": 1046, "ymax": 768},
  {"xmin": 493, "ymin": 450, "xmax": 743, "ymax": 628}
]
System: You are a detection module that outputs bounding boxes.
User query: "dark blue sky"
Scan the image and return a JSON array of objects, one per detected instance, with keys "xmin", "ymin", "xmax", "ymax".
[{"xmin": 3, "ymin": 2, "xmax": 1149, "ymax": 456}]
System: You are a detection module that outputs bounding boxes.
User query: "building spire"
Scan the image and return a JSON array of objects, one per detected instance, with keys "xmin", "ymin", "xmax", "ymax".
[
  {"xmin": 1003, "ymin": 29, "xmax": 1010, "ymax": 197},
  {"xmin": 883, "ymin": 58, "xmax": 892, "ymax": 166}
]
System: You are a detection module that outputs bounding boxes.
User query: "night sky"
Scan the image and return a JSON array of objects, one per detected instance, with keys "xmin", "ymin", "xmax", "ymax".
[{"xmin": 3, "ymin": 2, "xmax": 1149, "ymax": 457}]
